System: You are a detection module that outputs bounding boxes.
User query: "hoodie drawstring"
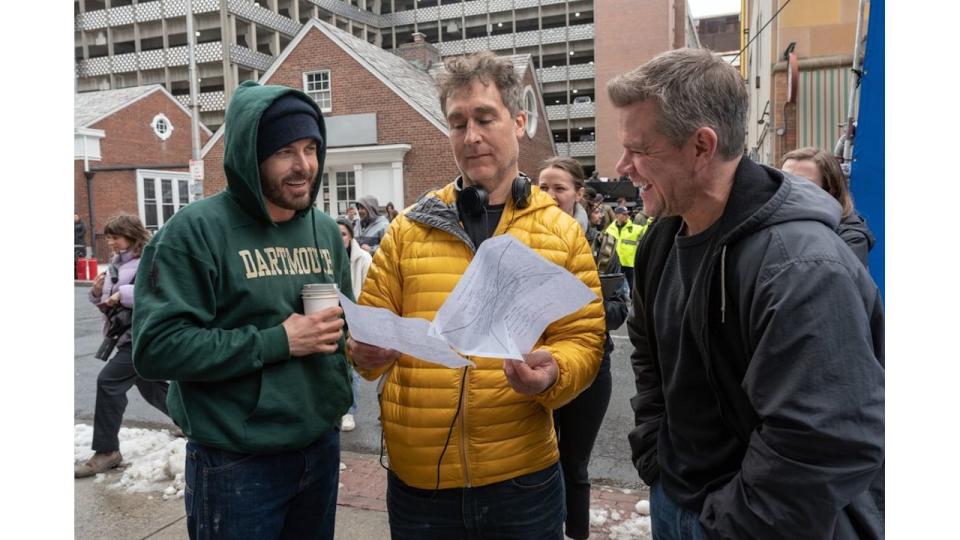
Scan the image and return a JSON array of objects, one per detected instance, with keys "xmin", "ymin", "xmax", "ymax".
[{"xmin": 720, "ymin": 244, "xmax": 728, "ymax": 324}]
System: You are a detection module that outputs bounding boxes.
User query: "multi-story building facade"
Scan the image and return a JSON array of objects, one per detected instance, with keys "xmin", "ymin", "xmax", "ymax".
[
  {"xmin": 741, "ymin": 0, "xmax": 865, "ymax": 165},
  {"xmin": 75, "ymin": 0, "xmax": 698, "ymax": 176}
]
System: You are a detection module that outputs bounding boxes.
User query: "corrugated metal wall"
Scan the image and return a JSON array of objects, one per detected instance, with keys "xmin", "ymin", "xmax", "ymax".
[{"xmin": 798, "ymin": 66, "xmax": 856, "ymax": 152}]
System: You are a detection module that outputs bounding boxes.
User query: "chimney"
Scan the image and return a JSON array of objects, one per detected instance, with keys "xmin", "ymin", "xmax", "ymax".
[{"xmin": 396, "ymin": 32, "xmax": 441, "ymax": 71}]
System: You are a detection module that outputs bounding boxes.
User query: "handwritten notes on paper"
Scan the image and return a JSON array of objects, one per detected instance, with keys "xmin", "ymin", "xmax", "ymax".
[
  {"xmin": 337, "ymin": 291, "xmax": 474, "ymax": 369},
  {"xmin": 339, "ymin": 235, "xmax": 597, "ymax": 368},
  {"xmin": 431, "ymin": 235, "xmax": 597, "ymax": 358}
]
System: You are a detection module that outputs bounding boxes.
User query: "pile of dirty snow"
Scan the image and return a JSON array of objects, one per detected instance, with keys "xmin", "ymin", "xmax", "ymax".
[
  {"xmin": 589, "ymin": 498, "xmax": 652, "ymax": 539},
  {"xmin": 75, "ymin": 423, "xmax": 186, "ymax": 499}
]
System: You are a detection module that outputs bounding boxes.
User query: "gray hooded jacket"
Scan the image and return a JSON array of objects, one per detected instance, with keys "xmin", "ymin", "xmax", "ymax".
[{"xmin": 354, "ymin": 195, "xmax": 390, "ymax": 254}]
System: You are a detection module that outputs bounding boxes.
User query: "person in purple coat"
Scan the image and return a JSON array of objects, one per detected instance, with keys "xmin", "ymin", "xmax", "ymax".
[{"xmin": 75, "ymin": 214, "xmax": 170, "ymax": 478}]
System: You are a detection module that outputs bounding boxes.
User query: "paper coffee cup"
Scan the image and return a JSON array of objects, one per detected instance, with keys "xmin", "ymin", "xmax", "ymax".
[{"xmin": 301, "ymin": 283, "xmax": 339, "ymax": 315}]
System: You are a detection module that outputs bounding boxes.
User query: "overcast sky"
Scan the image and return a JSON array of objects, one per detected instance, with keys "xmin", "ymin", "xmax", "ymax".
[{"xmin": 687, "ymin": 0, "xmax": 741, "ymax": 18}]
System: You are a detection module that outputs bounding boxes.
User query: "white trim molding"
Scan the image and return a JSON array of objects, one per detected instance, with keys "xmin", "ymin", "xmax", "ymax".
[{"xmin": 323, "ymin": 143, "xmax": 412, "ymax": 168}]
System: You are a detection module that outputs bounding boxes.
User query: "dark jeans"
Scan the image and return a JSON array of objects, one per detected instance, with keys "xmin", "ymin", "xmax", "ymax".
[
  {"xmin": 93, "ymin": 344, "xmax": 169, "ymax": 452},
  {"xmin": 387, "ymin": 462, "xmax": 565, "ymax": 540},
  {"xmin": 553, "ymin": 367, "xmax": 612, "ymax": 539},
  {"xmin": 650, "ymin": 480, "xmax": 705, "ymax": 540},
  {"xmin": 185, "ymin": 430, "xmax": 341, "ymax": 539}
]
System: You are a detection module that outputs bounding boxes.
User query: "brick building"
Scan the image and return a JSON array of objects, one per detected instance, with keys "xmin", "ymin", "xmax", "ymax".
[
  {"xmin": 75, "ymin": 0, "xmax": 699, "ymax": 178},
  {"xmin": 201, "ymin": 17, "xmax": 555, "ymax": 214},
  {"xmin": 75, "ymin": 85, "xmax": 211, "ymax": 260},
  {"xmin": 742, "ymin": 0, "xmax": 865, "ymax": 165}
]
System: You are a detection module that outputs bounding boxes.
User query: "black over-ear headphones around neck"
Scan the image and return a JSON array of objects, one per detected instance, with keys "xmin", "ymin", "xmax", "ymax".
[{"xmin": 457, "ymin": 175, "xmax": 532, "ymax": 217}]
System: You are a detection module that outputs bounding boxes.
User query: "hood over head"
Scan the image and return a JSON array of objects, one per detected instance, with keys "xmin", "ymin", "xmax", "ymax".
[
  {"xmin": 356, "ymin": 195, "xmax": 382, "ymax": 220},
  {"xmin": 256, "ymin": 94, "xmax": 323, "ymax": 164},
  {"xmin": 222, "ymin": 81, "xmax": 327, "ymax": 224}
]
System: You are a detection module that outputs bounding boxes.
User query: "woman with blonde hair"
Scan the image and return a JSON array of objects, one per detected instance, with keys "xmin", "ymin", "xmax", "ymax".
[
  {"xmin": 781, "ymin": 147, "xmax": 875, "ymax": 267},
  {"xmin": 76, "ymin": 214, "xmax": 170, "ymax": 478}
]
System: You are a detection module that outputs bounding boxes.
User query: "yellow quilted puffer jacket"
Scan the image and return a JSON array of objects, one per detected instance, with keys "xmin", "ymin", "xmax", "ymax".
[{"xmin": 356, "ymin": 181, "xmax": 605, "ymax": 490}]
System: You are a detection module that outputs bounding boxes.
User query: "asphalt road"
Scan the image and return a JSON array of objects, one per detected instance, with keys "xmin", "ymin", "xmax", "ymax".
[{"xmin": 75, "ymin": 284, "xmax": 644, "ymax": 490}]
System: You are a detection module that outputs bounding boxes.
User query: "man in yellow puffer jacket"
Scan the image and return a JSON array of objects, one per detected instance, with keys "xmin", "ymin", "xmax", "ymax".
[{"xmin": 348, "ymin": 51, "xmax": 605, "ymax": 539}]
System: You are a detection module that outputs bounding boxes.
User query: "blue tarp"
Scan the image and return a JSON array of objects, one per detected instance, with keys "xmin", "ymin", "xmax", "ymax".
[{"xmin": 850, "ymin": 0, "xmax": 884, "ymax": 295}]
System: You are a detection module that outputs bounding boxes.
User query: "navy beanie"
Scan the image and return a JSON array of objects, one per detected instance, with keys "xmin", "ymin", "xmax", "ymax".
[{"xmin": 256, "ymin": 94, "xmax": 323, "ymax": 163}]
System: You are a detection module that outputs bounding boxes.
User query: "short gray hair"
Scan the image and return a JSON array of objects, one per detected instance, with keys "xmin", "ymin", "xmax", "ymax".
[
  {"xmin": 606, "ymin": 48, "xmax": 747, "ymax": 160},
  {"xmin": 437, "ymin": 51, "xmax": 523, "ymax": 116}
]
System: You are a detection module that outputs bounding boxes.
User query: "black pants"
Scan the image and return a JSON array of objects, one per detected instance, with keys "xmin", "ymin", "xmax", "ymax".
[
  {"xmin": 92, "ymin": 343, "xmax": 170, "ymax": 453},
  {"xmin": 553, "ymin": 366, "xmax": 613, "ymax": 539},
  {"xmin": 622, "ymin": 266, "xmax": 635, "ymax": 296}
]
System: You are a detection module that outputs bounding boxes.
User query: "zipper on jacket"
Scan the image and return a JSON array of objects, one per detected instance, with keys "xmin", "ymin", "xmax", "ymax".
[{"xmin": 458, "ymin": 366, "xmax": 472, "ymax": 487}]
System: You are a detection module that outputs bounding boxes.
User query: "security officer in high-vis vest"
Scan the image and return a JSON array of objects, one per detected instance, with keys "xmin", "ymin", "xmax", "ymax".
[{"xmin": 605, "ymin": 206, "xmax": 646, "ymax": 293}]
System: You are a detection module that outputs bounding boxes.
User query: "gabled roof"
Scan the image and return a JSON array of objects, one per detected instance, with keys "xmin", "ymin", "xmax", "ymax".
[
  {"xmin": 75, "ymin": 86, "xmax": 157, "ymax": 128},
  {"xmin": 202, "ymin": 19, "xmax": 546, "ymax": 157},
  {"xmin": 75, "ymin": 85, "xmax": 212, "ymax": 135},
  {"xmin": 203, "ymin": 17, "xmax": 450, "ymax": 157},
  {"xmin": 315, "ymin": 21, "xmax": 448, "ymax": 133}
]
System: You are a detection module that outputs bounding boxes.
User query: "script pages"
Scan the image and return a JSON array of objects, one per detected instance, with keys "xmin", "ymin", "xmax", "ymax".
[{"xmin": 339, "ymin": 234, "xmax": 597, "ymax": 368}]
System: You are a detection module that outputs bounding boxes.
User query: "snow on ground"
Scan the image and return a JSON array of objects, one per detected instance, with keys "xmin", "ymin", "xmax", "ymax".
[
  {"xmin": 608, "ymin": 512, "xmax": 652, "ymax": 539},
  {"xmin": 590, "ymin": 503, "xmax": 652, "ymax": 539},
  {"xmin": 75, "ymin": 423, "xmax": 653, "ymax": 536},
  {"xmin": 75, "ymin": 424, "xmax": 186, "ymax": 499}
]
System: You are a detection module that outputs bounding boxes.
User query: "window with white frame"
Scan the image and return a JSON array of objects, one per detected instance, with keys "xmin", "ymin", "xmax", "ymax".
[
  {"xmin": 304, "ymin": 70, "xmax": 332, "ymax": 112},
  {"xmin": 317, "ymin": 173, "xmax": 331, "ymax": 213},
  {"xmin": 316, "ymin": 171, "xmax": 356, "ymax": 216},
  {"xmin": 522, "ymin": 86, "xmax": 538, "ymax": 138},
  {"xmin": 137, "ymin": 170, "xmax": 196, "ymax": 230},
  {"xmin": 335, "ymin": 171, "xmax": 356, "ymax": 215},
  {"xmin": 151, "ymin": 113, "xmax": 174, "ymax": 140}
]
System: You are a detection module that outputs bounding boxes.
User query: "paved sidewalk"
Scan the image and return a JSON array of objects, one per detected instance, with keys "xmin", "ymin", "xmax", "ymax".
[{"xmin": 75, "ymin": 449, "xmax": 649, "ymax": 539}]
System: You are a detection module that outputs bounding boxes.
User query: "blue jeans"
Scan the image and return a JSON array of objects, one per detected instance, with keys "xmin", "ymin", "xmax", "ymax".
[
  {"xmin": 387, "ymin": 462, "xmax": 565, "ymax": 540},
  {"xmin": 184, "ymin": 430, "xmax": 340, "ymax": 539},
  {"xmin": 348, "ymin": 366, "xmax": 360, "ymax": 415},
  {"xmin": 650, "ymin": 480, "xmax": 705, "ymax": 540}
]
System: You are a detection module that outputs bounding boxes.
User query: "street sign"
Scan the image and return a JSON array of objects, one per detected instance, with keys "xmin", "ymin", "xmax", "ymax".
[{"xmin": 189, "ymin": 159, "xmax": 204, "ymax": 181}]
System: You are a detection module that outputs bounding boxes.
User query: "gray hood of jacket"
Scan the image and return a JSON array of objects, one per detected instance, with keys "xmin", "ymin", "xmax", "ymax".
[
  {"xmin": 354, "ymin": 195, "xmax": 390, "ymax": 253},
  {"xmin": 356, "ymin": 195, "xmax": 382, "ymax": 221}
]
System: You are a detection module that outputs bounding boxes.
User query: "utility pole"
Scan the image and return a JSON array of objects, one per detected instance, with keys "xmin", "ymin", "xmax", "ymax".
[
  {"xmin": 185, "ymin": 0, "xmax": 204, "ymax": 196},
  {"xmin": 841, "ymin": 0, "xmax": 867, "ymax": 173}
]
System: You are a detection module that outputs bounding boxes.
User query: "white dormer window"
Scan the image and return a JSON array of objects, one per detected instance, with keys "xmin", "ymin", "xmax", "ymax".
[
  {"xmin": 151, "ymin": 113, "xmax": 174, "ymax": 141},
  {"xmin": 523, "ymin": 85, "xmax": 538, "ymax": 138},
  {"xmin": 304, "ymin": 70, "xmax": 332, "ymax": 113}
]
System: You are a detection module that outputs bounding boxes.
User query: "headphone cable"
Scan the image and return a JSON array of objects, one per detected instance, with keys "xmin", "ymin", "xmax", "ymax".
[{"xmin": 434, "ymin": 367, "xmax": 469, "ymax": 494}]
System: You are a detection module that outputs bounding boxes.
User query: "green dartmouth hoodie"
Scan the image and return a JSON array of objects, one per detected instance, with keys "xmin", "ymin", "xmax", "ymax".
[{"xmin": 132, "ymin": 81, "xmax": 354, "ymax": 454}]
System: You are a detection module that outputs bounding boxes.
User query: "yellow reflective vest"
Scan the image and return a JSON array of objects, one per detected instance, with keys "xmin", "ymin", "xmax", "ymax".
[{"xmin": 605, "ymin": 220, "xmax": 646, "ymax": 268}]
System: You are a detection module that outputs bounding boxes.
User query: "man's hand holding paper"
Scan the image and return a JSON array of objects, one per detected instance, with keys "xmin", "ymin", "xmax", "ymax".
[
  {"xmin": 339, "ymin": 236, "xmax": 597, "ymax": 373},
  {"xmin": 503, "ymin": 349, "xmax": 559, "ymax": 395}
]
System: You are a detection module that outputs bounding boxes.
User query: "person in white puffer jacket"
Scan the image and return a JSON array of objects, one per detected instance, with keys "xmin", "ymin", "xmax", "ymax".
[{"xmin": 336, "ymin": 216, "xmax": 372, "ymax": 432}]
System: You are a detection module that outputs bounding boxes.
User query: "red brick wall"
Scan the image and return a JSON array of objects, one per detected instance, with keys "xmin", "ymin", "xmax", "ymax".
[
  {"xmin": 519, "ymin": 67, "xmax": 558, "ymax": 179},
  {"xmin": 203, "ymin": 27, "xmax": 556, "ymax": 206},
  {"xmin": 74, "ymin": 89, "xmax": 209, "ymax": 259},
  {"xmin": 595, "ymin": 0, "xmax": 671, "ymax": 177}
]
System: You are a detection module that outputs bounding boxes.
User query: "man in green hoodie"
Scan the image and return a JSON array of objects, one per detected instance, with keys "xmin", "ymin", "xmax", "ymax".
[{"xmin": 133, "ymin": 81, "xmax": 354, "ymax": 539}]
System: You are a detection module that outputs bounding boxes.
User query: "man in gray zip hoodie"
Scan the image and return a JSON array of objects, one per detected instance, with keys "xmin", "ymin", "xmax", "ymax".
[
  {"xmin": 354, "ymin": 195, "xmax": 389, "ymax": 254},
  {"xmin": 610, "ymin": 49, "xmax": 884, "ymax": 539}
]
